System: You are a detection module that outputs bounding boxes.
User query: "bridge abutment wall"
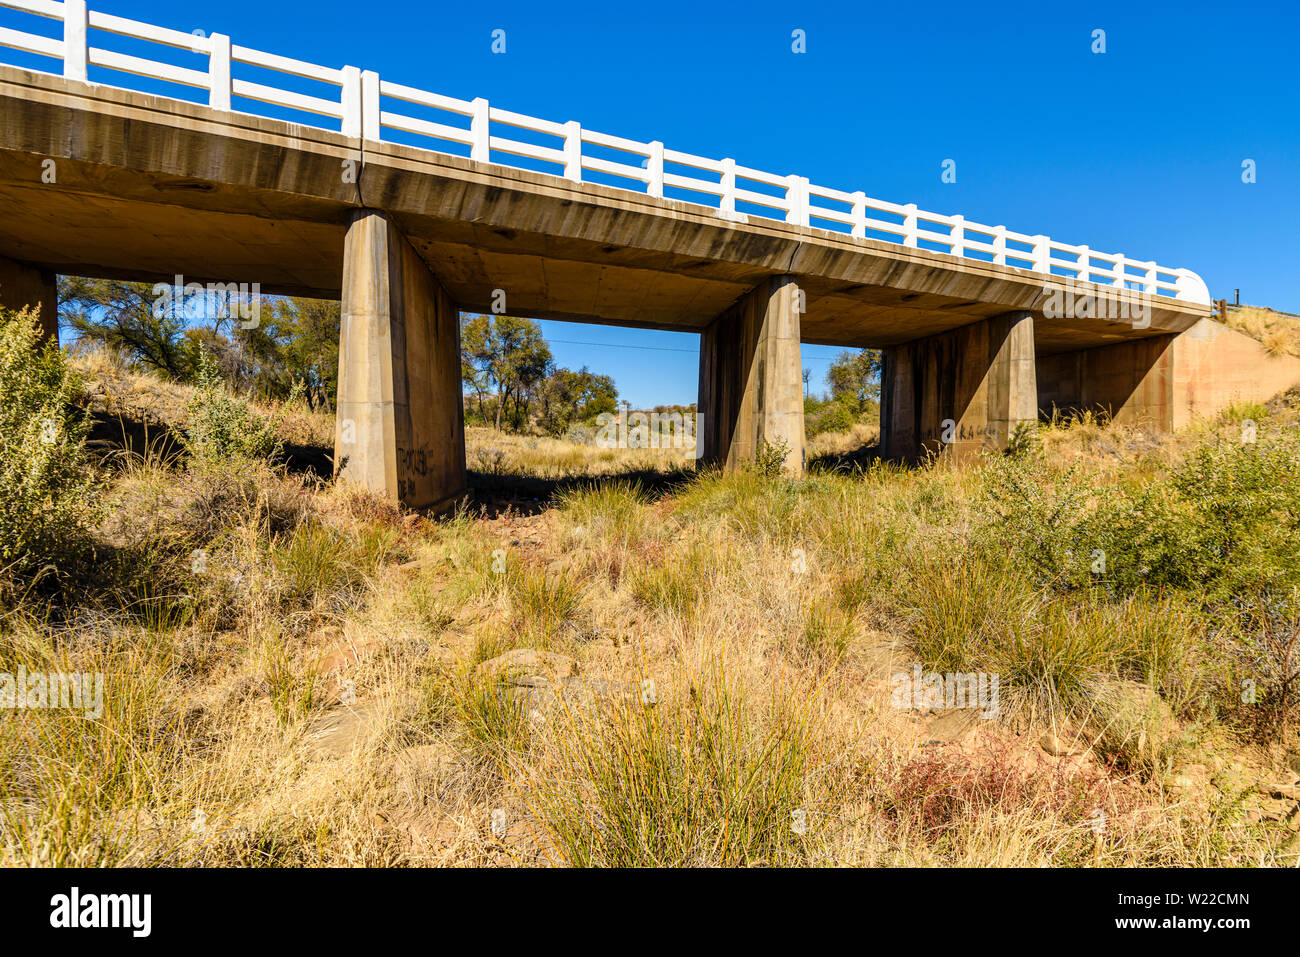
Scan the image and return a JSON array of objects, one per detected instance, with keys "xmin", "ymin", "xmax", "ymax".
[
  {"xmin": 334, "ymin": 209, "xmax": 466, "ymax": 510},
  {"xmin": 0, "ymin": 254, "xmax": 57, "ymax": 341},
  {"xmin": 1036, "ymin": 319, "xmax": 1300, "ymax": 431},
  {"xmin": 698, "ymin": 276, "xmax": 806, "ymax": 474},
  {"xmin": 881, "ymin": 310, "xmax": 1037, "ymax": 460},
  {"xmin": 1036, "ymin": 335, "xmax": 1175, "ymax": 430}
]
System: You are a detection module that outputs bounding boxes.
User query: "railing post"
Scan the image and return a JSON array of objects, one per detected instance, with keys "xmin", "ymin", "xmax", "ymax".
[
  {"xmin": 1032, "ymin": 235, "xmax": 1050, "ymax": 273},
  {"xmin": 208, "ymin": 33, "xmax": 231, "ymax": 111},
  {"xmin": 1144, "ymin": 261, "xmax": 1158, "ymax": 297},
  {"xmin": 1077, "ymin": 245, "xmax": 1090, "ymax": 283},
  {"xmin": 646, "ymin": 141, "xmax": 664, "ymax": 198},
  {"xmin": 340, "ymin": 66, "xmax": 361, "ymax": 138},
  {"xmin": 785, "ymin": 174, "xmax": 807, "ymax": 226},
  {"xmin": 563, "ymin": 121, "xmax": 582, "ymax": 182},
  {"xmin": 903, "ymin": 203, "xmax": 918, "ymax": 247},
  {"xmin": 719, "ymin": 158, "xmax": 736, "ymax": 214},
  {"xmin": 1111, "ymin": 256, "xmax": 1126, "ymax": 287},
  {"xmin": 993, "ymin": 226, "xmax": 1007, "ymax": 265},
  {"xmin": 63, "ymin": 0, "xmax": 88, "ymax": 82},
  {"xmin": 949, "ymin": 214, "xmax": 965, "ymax": 258},
  {"xmin": 361, "ymin": 70, "xmax": 381, "ymax": 141},
  {"xmin": 470, "ymin": 97, "xmax": 489, "ymax": 162},
  {"xmin": 850, "ymin": 191, "xmax": 866, "ymax": 238}
]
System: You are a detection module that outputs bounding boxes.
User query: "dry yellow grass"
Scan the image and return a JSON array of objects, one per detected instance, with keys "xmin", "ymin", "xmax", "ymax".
[
  {"xmin": 3, "ymin": 371, "xmax": 1299, "ymax": 868},
  {"xmin": 1223, "ymin": 306, "xmax": 1300, "ymax": 358},
  {"xmin": 464, "ymin": 425, "xmax": 694, "ymax": 479}
]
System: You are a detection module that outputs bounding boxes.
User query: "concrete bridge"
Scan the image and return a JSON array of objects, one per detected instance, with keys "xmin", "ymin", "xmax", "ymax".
[{"xmin": 2, "ymin": 1, "xmax": 1297, "ymax": 507}]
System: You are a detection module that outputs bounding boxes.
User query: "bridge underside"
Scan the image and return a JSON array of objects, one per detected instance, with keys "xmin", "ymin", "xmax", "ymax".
[
  {"xmin": 0, "ymin": 66, "xmax": 1206, "ymax": 354},
  {"xmin": 5, "ymin": 65, "xmax": 1291, "ymax": 507}
]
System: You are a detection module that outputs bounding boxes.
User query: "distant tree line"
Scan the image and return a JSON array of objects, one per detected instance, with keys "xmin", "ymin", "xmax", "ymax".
[
  {"xmin": 58, "ymin": 277, "xmax": 339, "ymax": 410},
  {"xmin": 58, "ymin": 279, "xmax": 619, "ymax": 434},
  {"xmin": 460, "ymin": 314, "xmax": 617, "ymax": 435},
  {"xmin": 804, "ymin": 349, "xmax": 882, "ymax": 436}
]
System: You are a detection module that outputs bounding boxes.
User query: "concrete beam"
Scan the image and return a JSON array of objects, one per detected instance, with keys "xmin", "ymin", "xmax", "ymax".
[
  {"xmin": 698, "ymin": 276, "xmax": 805, "ymax": 473},
  {"xmin": 0, "ymin": 254, "xmax": 57, "ymax": 341},
  {"xmin": 1037, "ymin": 318, "xmax": 1300, "ymax": 431},
  {"xmin": 0, "ymin": 66, "xmax": 1211, "ymax": 351},
  {"xmin": 882, "ymin": 310, "xmax": 1037, "ymax": 460},
  {"xmin": 334, "ymin": 210, "xmax": 466, "ymax": 510}
]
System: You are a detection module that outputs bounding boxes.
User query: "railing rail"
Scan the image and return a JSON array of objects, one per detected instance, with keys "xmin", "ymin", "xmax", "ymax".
[{"xmin": 0, "ymin": 0, "xmax": 1212, "ymax": 304}]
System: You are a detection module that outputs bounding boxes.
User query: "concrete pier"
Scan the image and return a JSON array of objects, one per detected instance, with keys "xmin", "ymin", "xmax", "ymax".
[
  {"xmin": 882, "ymin": 311, "xmax": 1037, "ymax": 460},
  {"xmin": 334, "ymin": 210, "xmax": 466, "ymax": 509},
  {"xmin": 698, "ymin": 276, "xmax": 806, "ymax": 473},
  {"xmin": 0, "ymin": 254, "xmax": 57, "ymax": 340}
]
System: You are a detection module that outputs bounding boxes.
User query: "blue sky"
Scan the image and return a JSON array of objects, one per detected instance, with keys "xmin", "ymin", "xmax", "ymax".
[{"xmin": 7, "ymin": 0, "xmax": 1298, "ymax": 407}]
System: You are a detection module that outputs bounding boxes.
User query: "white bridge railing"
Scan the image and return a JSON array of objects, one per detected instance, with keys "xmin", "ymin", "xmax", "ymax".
[{"xmin": 0, "ymin": 0, "xmax": 1212, "ymax": 305}]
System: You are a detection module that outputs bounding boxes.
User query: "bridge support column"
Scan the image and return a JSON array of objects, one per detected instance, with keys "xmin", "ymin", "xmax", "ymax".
[
  {"xmin": 1036, "ymin": 319, "xmax": 1300, "ymax": 431},
  {"xmin": 882, "ymin": 310, "xmax": 1037, "ymax": 460},
  {"xmin": 0, "ymin": 255, "xmax": 57, "ymax": 342},
  {"xmin": 698, "ymin": 275, "xmax": 805, "ymax": 473},
  {"xmin": 334, "ymin": 209, "xmax": 466, "ymax": 509}
]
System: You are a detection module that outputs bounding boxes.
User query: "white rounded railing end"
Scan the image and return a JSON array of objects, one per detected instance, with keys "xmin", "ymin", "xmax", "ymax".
[{"xmin": 1175, "ymin": 269, "xmax": 1211, "ymax": 305}]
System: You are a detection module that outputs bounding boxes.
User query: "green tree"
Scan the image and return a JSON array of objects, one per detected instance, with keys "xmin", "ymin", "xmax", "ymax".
[
  {"xmin": 459, "ymin": 314, "xmax": 553, "ymax": 431},
  {"xmin": 59, "ymin": 276, "xmax": 200, "ymax": 380},
  {"xmin": 536, "ymin": 365, "xmax": 618, "ymax": 435},
  {"xmin": 59, "ymin": 276, "xmax": 338, "ymax": 406},
  {"xmin": 236, "ymin": 297, "xmax": 339, "ymax": 408},
  {"xmin": 460, "ymin": 313, "xmax": 495, "ymax": 423},
  {"xmin": 826, "ymin": 349, "xmax": 882, "ymax": 411}
]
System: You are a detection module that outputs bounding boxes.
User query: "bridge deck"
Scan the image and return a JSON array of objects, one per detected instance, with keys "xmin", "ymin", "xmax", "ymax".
[{"xmin": 0, "ymin": 66, "xmax": 1210, "ymax": 354}]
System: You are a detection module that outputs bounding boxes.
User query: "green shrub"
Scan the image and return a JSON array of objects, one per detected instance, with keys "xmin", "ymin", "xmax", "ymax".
[
  {"xmin": 182, "ymin": 352, "xmax": 298, "ymax": 465},
  {"xmin": 556, "ymin": 480, "xmax": 648, "ymax": 545},
  {"xmin": 797, "ymin": 598, "xmax": 854, "ymax": 664},
  {"xmin": 977, "ymin": 434, "xmax": 1300, "ymax": 602},
  {"xmin": 752, "ymin": 437, "xmax": 794, "ymax": 478},
  {"xmin": 629, "ymin": 545, "xmax": 714, "ymax": 622},
  {"xmin": 1166, "ymin": 436, "xmax": 1300, "ymax": 600},
  {"xmin": 0, "ymin": 307, "xmax": 96, "ymax": 580},
  {"xmin": 507, "ymin": 562, "xmax": 585, "ymax": 644},
  {"xmin": 522, "ymin": 657, "xmax": 823, "ymax": 866},
  {"xmin": 272, "ymin": 518, "xmax": 400, "ymax": 606},
  {"xmin": 974, "ymin": 455, "xmax": 1095, "ymax": 589},
  {"xmin": 805, "ymin": 397, "xmax": 856, "ymax": 437},
  {"xmin": 1006, "ymin": 421, "xmax": 1041, "ymax": 459}
]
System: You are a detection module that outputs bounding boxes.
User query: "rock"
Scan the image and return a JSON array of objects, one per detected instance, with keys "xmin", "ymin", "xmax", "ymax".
[
  {"xmin": 926, "ymin": 710, "xmax": 980, "ymax": 745},
  {"xmin": 1089, "ymin": 680, "xmax": 1178, "ymax": 769},
  {"xmin": 1167, "ymin": 763, "xmax": 1212, "ymax": 798},
  {"xmin": 557, "ymin": 675, "xmax": 630, "ymax": 710},
  {"xmin": 392, "ymin": 744, "xmax": 453, "ymax": 803},
  {"xmin": 494, "ymin": 671, "xmax": 630, "ymax": 722},
  {"xmin": 307, "ymin": 701, "xmax": 386, "ymax": 758},
  {"xmin": 475, "ymin": 649, "xmax": 578, "ymax": 684},
  {"xmin": 1039, "ymin": 733, "xmax": 1069, "ymax": 756},
  {"xmin": 319, "ymin": 633, "xmax": 381, "ymax": 675},
  {"xmin": 1250, "ymin": 797, "xmax": 1299, "ymax": 824},
  {"xmin": 1266, "ymin": 783, "xmax": 1300, "ymax": 802}
]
